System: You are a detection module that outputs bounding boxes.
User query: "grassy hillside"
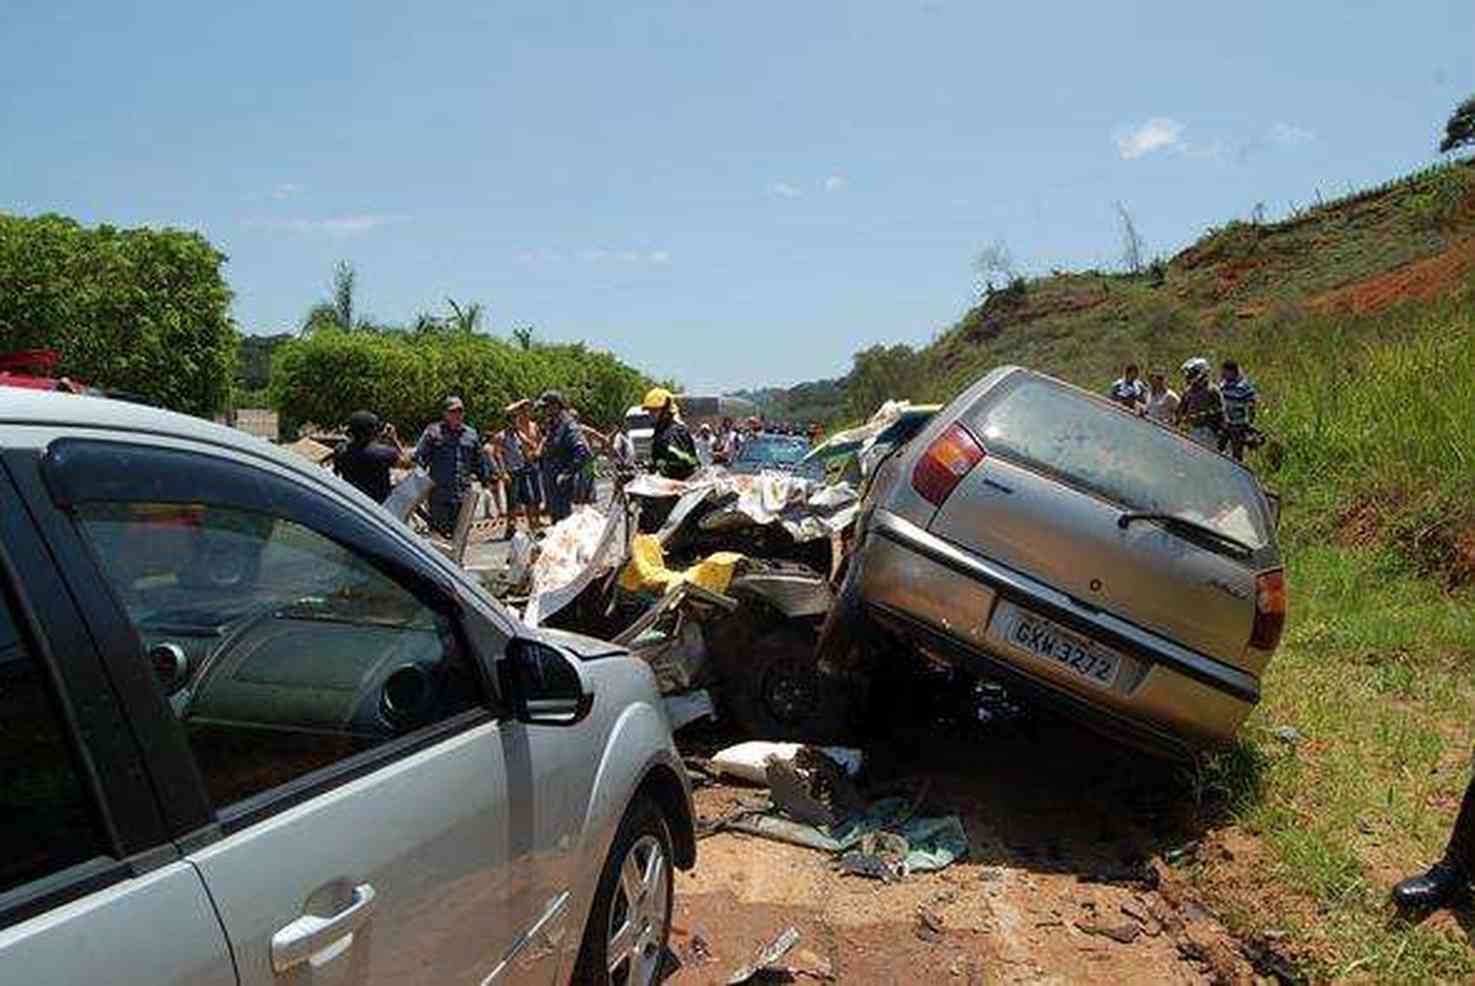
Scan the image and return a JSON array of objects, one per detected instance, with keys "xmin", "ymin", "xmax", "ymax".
[{"xmin": 829, "ymin": 160, "xmax": 1475, "ymax": 980}]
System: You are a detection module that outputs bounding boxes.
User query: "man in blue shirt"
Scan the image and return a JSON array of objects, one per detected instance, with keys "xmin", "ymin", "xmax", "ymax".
[
  {"xmin": 1218, "ymin": 360, "xmax": 1259, "ymax": 461},
  {"xmin": 536, "ymin": 390, "xmax": 591, "ymax": 524},
  {"xmin": 1107, "ymin": 363, "xmax": 1148, "ymax": 412},
  {"xmin": 414, "ymin": 396, "xmax": 493, "ymax": 535}
]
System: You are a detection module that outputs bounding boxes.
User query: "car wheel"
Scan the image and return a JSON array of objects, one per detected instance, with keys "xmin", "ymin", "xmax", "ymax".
[
  {"xmin": 572, "ymin": 796, "xmax": 674, "ymax": 986},
  {"xmin": 716, "ymin": 621, "xmax": 852, "ymax": 742}
]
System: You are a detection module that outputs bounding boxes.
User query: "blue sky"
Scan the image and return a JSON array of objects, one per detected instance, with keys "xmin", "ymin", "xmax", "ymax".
[{"xmin": 4, "ymin": 1, "xmax": 1472, "ymax": 392}]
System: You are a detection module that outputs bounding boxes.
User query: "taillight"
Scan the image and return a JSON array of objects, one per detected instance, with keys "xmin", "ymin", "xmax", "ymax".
[
  {"xmin": 912, "ymin": 424, "xmax": 985, "ymax": 507},
  {"xmin": 1250, "ymin": 568, "xmax": 1286, "ymax": 651}
]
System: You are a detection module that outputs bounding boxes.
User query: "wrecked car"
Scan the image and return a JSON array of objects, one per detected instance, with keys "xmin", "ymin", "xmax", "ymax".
[{"xmin": 818, "ymin": 366, "xmax": 1286, "ymax": 758}]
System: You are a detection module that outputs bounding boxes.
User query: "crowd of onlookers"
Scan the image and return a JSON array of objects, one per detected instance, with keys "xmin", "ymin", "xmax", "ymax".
[
  {"xmin": 331, "ymin": 391, "xmax": 612, "ymax": 539},
  {"xmin": 328, "ymin": 389, "xmax": 828, "ymax": 541},
  {"xmin": 1106, "ymin": 357, "xmax": 1260, "ymax": 461}
]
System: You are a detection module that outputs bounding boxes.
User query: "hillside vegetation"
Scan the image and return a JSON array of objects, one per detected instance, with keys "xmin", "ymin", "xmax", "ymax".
[{"xmin": 886, "ymin": 160, "xmax": 1475, "ymax": 981}]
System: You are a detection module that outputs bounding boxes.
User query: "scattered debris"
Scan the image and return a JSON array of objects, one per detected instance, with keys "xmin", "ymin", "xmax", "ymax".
[
  {"xmin": 663, "ymin": 689, "xmax": 716, "ymax": 731},
  {"xmin": 726, "ymin": 926, "xmax": 802, "ymax": 985},
  {"xmin": 786, "ymin": 948, "xmax": 835, "ymax": 982},
  {"xmin": 915, "ymin": 905, "xmax": 948, "ymax": 943},
  {"xmin": 838, "ymin": 830, "xmax": 910, "ymax": 883},
  {"xmin": 1076, "ymin": 921, "xmax": 1143, "ymax": 945},
  {"xmin": 709, "ymin": 741, "xmax": 864, "ymax": 786},
  {"xmin": 687, "ymin": 932, "xmax": 714, "ymax": 966},
  {"xmin": 1162, "ymin": 841, "xmax": 1200, "ymax": 866},
  {"xmin": 1241, "ymin": 937, "xmax": 1305, "ymax": 986},
  {"xmin": 1271, "ymin": 725, "xmax": 1305, "ymax": 746}
]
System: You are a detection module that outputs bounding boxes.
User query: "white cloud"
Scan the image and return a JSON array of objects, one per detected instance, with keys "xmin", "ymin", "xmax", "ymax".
[
  {"xmin": 822, "ymin": 175, "xmax": 847, "ymax": 193},
  {"xmin": 270, "ymin": 182, "xmax": 302, "ymax": 200},
  {"xmin": 574, "ymin": 247, "xmax": 671, "ymax": 265},
  {"xmin": 243, "ymin": 214, "xmax": 404, "ymax": 237},
  {"xmin": 1270, "ymin": 122, "xmax": 1315, "ymax": 148},
  {"xmin": 767, "ymin": 181, "xmax": 802, "ymax": 199},
  {"xmin": 1114, "ymin": 118, "xmax": 1185, "ymax": 160}
]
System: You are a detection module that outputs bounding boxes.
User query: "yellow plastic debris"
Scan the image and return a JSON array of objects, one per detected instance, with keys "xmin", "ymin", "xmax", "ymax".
[{"xmin": 619, "ymin": 534, "xmax": 743, "ymax": 595}]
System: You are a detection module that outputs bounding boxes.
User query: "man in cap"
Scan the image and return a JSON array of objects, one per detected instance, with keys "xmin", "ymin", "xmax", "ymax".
[
  {"xmin": 333, "ymin": 410, "xmax": 410, "ymax": 503},
  {"xmin": 414, "ymin": 396, "xmax": 494, "ymax": 535},
  {"xmin": 644, "ymin": 387, "xmax": 700, "ymax": 481},
  {"xmin": 536, "ymin": 390, "xmax": 591, "ymax": 523}
]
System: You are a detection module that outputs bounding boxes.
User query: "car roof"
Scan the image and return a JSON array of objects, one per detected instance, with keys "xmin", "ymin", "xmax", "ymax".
[{"xmin": 0, "ymin": 390, "xmax": 329, "ymax": 485}]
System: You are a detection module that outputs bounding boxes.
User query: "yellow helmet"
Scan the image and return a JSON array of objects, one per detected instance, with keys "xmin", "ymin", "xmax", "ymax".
[{"xmin": 641, "ymin": 386, "xmax": 674, "ymax": 411}]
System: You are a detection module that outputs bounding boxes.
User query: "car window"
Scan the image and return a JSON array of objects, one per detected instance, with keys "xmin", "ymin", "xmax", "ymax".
[
  {"xmin": 968, "ymin": 375, "xmax": 1271, "ymax": 548},
  {"xmin": 74, "ymin": 502, "xmax": 486, "ymax": 811},
  {"xmin": 736, "ymin": 437, "xmax": 809, "ymax": 465},
  {"xmin": 0, "ymin": 592, "xmax": 109, "ymax": 896}
]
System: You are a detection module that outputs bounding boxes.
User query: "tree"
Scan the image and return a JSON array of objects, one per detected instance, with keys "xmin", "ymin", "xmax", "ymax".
[
  {"xmin": 446, "ymin": 298, "xmax": 484, "ymax": 334},
  {"xmin": 512, "ymin": 325, "xmax": 536, "ymax": 350},
  {"xmin": 1439, "ymin": 94, "xmax": 1475, "ymax": 154},
  {"xmin": 301, "ymin": 260, "xmax": 359, "ymax": 334},
  {"xmin": 0, "ymin": 213, "xmax": 237, "ymax": 416},
  {"xmin": 1117, "ymin": 201, "xmax": 1144, "ymax": 274},
  {"xmin": 846, "ymin": 344, "xmax": 923, "ymax": 420},
  {"xmin": 974, "ymin": 240, "xmax": 1015, "ymax": 294}
]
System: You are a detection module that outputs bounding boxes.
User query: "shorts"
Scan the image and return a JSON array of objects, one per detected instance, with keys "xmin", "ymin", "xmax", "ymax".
[{"xmin": 508, "ymin": 468, "xmax": 540, "ymax": 508}]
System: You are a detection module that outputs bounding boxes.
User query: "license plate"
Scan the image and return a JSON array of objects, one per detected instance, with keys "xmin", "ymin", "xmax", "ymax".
[{"xmin": 989, "ymin": 601, "xmax": 1122, "ymax": 690}]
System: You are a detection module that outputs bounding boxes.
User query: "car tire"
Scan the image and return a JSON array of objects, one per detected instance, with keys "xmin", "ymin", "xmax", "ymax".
[
  {"xmin": 571, "ymin": 796, "xmax": 674, "ymax": 986},
  {"xmin": 713, "ymin": 620, "xmax": 853, "ymax": 742}
]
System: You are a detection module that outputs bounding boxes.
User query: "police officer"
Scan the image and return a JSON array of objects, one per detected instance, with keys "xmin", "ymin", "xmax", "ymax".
[
  {"xmin": 536, "ymin": 390, "xmax": 591, "ymax": 523},
  {"xmin": 333, "ymin": 410, "xmax": 410, "ymax": 503},
  {"xmin": 1394, "ymin": 775, "xmax": 1475, "ymax": 911},
  {"xmin": 413, "ymin": 396, "xmax": 493, "ymax": 535},
  {"xmin": 643, "ymin": 387, "xmax": 699, "ymax": 481}
]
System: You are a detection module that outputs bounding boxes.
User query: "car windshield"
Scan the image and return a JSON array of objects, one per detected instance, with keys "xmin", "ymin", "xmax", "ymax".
[
  {"xmin": 736, "ymin": 436, "xmax": 810, "ymax": 466},
  {"xmin": 626, "ymin": 411, "xmax": 654, "ymax": 432},
  {"xmin": 968, "ymin": 374, "xmax": 1272, "ymax": 549}
]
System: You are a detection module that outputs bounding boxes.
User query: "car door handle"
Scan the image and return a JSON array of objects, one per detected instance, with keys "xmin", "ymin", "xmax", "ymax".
[{"xmin": 270, "ymin": 883, "xmax": 378, "ymax": 973}]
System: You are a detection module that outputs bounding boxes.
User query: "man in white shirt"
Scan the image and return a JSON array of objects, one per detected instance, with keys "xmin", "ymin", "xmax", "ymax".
[
  {"xmin": 1144, "ymin": 369, "xmax": 1180, "ymax": 424},
  {"xmin": 694, "ymin": 423, "xmax": 716, "ymax": 468}
]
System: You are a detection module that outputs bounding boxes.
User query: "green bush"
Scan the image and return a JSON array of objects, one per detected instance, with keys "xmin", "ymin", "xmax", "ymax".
[
  {"xmin": 269, "ymin": 329, "xmax": 649, "ymax": 439},
  {"xmin": 0, "ymin": 213, "xmax": 237, "ymax": 416}
]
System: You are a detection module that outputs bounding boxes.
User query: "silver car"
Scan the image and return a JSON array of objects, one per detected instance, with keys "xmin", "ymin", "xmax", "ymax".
[
  {"xmin": 822, "ymin": 367, "xmax": 1286, "ymax": 757},
  {"xmin": 0, "ymin": 390, "xmax": 693, "ymax": 985}
]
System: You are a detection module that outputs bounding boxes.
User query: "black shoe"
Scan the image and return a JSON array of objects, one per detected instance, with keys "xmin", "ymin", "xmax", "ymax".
[{"xmin": 1392, "ymin": 861, "xmax": 1467, "ymax": 910}]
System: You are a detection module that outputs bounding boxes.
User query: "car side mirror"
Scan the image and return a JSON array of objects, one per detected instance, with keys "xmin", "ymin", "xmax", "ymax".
[{"xmin": 500, "ymin": 639, "xmax": 594, "ymax": 726}]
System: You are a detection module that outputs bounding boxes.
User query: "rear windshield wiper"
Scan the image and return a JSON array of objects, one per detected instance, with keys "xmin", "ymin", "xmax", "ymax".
[{"xmin": 1117, "ymin": 511, "xmax": 1256, "ymax": 559}]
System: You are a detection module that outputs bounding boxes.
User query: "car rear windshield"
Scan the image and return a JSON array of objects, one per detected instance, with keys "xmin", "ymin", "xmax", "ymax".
[{"xmin": 967, "ymin": 374, "xmax": 1272, "ymax": 549}]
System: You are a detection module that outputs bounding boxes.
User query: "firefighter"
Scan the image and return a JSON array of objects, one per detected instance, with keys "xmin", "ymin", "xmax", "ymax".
[{"xmin": 642, "ymin": 387, "xmax": 699, "ymax": 481}]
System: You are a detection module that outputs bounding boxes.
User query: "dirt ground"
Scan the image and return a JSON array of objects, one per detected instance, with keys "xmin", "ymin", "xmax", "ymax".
[{"xmin": 661, "ymin": 714, "xmax": 1289, "ymax": 985}]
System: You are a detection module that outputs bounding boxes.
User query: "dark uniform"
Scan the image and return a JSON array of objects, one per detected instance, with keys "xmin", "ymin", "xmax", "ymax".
[
  {"xmin": 333, "ymin": 440, "xmax": 400, "ymax": 503},
  {"xmin": 652, "ymin": 418, "xmax": 700, "ymax": 481},
  {"xmin": 540, "ymin": 410, "xmax": 592, "ymax": 523},
  {"xmin": 414, "ymin": 421, "xmax": 491, "ymax": 535}
]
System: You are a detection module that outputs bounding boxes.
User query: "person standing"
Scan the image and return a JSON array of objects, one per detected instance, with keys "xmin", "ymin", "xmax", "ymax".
[
  {"xmin": 1174, "ymin": 358, "xmax": 1224, "ymax": 448},
  {"xmin": 715, "ymin": 417, "xmax": 739, "ymax": 465},
  {"xmin": 537, "ymin": 391, "xmax": 591, "ymax": 523},
  {"xmin": 570, "ymin": 410, "xmax": 607, "ymax": 505},
  {"xmin": 510, "ymin": 398, "xmax": 545, "ymax": 524},
  {"xmin": 1143, "ymin": 369, "xmax": 1181, "ymax": 425},
  {"xmin": 1218, "ymin": 360, "xmax": 1259, "ymax": 461},
  {"xmin": 644, "ymin": 388, "xmax": 700, "ymax": 481},
  {"xmin": 1393, "ymin": 775, "xmax": 1475, "ymax": 912},
  {"xmin": 414, "ymin": 396, "xmax": 493, "ymax": 535},
  {"xmin": 1107, "ymin": 362, "xmax": 1148, "ymax": 412},
  {"xmin": 694, "ymin": 423, "xmax": 715, "ymax": 468},
  {"xmin": 333, "ymin": 410, "xmax": 411, "ymax": 503},
  {"xmin": 611, "ymin": 417, "xmax": 636, "ymax": 472},
  {"xmin": 492, "ymin": 405, "xmax": 538, "ymax": 538}
]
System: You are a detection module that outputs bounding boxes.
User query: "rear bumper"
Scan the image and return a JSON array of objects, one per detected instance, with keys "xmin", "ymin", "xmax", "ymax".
[{"xmin": 857, "ymin": 509, "xmax": 1259, "ymax": 751}]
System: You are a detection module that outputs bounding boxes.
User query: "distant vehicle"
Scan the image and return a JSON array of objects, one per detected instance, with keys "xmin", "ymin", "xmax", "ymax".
[
  {"xmin": 819, "ymin": 366, "xmax": 1286, "ymax": 759},
  {"xmin": 0, "ymin": 390, "xmax": 694, "ymax": 986},
  {"xmin": 729, "ymin": 434, "xmax": 824, "ymax": 482}
]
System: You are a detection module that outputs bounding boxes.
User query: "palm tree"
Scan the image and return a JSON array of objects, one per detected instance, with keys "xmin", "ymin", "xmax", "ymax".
[
  {"xmin": 512, "ymin": 325, "xmax": 536, "ymax": 350},
  {"xmin": 446, "ymin": 297, "xmax": 484, "ymax": 334},
  {"xmin": 300, "ymin": 260, "xmax": 358, "ymax": 335}
]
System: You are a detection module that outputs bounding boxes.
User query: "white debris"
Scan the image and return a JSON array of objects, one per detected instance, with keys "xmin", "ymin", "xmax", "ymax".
[{"xmin": 709, "ymin": 741, "xmax": 863, "ymax": 785}]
